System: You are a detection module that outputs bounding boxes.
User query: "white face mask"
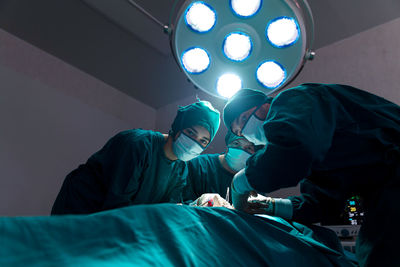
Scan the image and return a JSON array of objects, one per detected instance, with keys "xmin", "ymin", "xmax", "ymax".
[
  {"xmin": 172, "ymin": 133, "xmax": 204, "ymax": 161},
  {"xmin": 225, "ymin": 147, "xmax": 251, "ymax": 172},
  {"xmin": 242, "ymin": 114, "xmax": 267, "ymax": 145}
]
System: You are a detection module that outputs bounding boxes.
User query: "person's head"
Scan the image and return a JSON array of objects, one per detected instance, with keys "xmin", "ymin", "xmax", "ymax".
[
  {"xmin": 223, "ymin": 89, "xmax": 272, "ymax": 145},
  {"xmin": 170, "ymin": 100, "xmax": 221, "ymax": 161},
  {"xmin": 224, "ymin": 131, "xmax": 255, "ymax": 172}
]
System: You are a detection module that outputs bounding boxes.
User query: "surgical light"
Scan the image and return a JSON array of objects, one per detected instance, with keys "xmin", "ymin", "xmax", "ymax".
[
  {"xmin": 121, "ymin": 0, "xmax": 315, "ymax": 99},
  {"xmin": 231, "ymin": 0, "xmax": 262, "ymax": 17},
  {"xmin": 223, "ymin": 32, "xmax": 252, "ymax": 61},
  {"xmin": 185, "ymin": 2, "xmax": 216, "ymax": 33},
  {"xmin": 257, "ymin": 61, "xmax": 286, "ymax": 88},
  {"xmin": 172, "ymin": 0, "xmax": 314, "ymax": 98},
  {"xmin": 217, "ymin": 74, "xmax": 242, "ymax": 98},
  {"xmin": 267, "ymin": 17, "xmax": 299, "ymax": 47},
  {"xmin": 181, "ymin": 47, "xmax": 210, "ymax": 73}
]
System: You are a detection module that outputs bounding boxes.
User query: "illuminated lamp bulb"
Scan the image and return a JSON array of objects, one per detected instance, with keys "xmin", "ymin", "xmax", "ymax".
[
  {"xmin": 256, "ymin": 61, "xmax": 286, "ymax": 88},
  {"xmin": 185, "ymin": 2, "xmax": 216, "ymax": 33},
  {"xmin": 223, "ymin": 32, "xmax": 252, "ymax": 61},
  {"xmin": 267, "ymin": 17, "xmax": 299, "ymax": 47},
  {"xmin": 181, "ymin": 47, "xmax": 210, "ymax": 73},
  {"xmin": 217, "ymin": 73, "xmax": 242, "ymax": 98}
]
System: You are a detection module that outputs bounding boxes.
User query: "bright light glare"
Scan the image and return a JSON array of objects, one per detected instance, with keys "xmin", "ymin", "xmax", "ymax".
[
  {"xmin": 231, "ymin": 0, "xmax": 261, "ymax": 17},
  {"xmin": 223, "ymin": 33, "xmax": 252, "ymax": 61},
  {"xmin": 182, "ymin": 48, "xmax": 210, "ymax": 73},
  {"xmin": 256, "ymin": 61, "xmax": 286, "ymax": 88},
  {"xmin": 185, "ymin": 2, "xmax": 216, "ymax": 32},
  {"xmin": 217, "ymin": 74, "xmax": 242, "ymax": 98},
  {"xmin": 267, "ymin": 17, "xmax": 299, "ymax": 47}
]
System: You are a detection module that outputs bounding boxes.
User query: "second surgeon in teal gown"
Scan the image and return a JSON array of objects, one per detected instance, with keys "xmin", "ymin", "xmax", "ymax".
[
  {"xmin": 182, "ymin": 131, "xmax": 256, "ymax": 202},
  {"xmin": 223, "ymin": 83, "xmax": 400, "ymax": 267},
  {"xmin": 51, "ymin": 100, "xmax": 220, "ymax": 215}
]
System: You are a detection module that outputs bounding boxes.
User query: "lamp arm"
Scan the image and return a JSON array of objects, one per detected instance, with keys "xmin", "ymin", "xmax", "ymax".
[{"xmin": 126, "ymin": 0, "xmax": 170, "ymax": 33}]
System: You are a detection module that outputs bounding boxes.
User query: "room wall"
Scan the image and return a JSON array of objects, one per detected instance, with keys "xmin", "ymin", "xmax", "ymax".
[
  {"xmin": 0, "ymin": 29, "xmax": 156, "ymax": 216},
  {"xmin": 292, "ymin": 18, "xmax": 400, "ymax": 104},
  {"xmin": 157, "ymin": 18, "xmax": 400, "ymax": 198}
]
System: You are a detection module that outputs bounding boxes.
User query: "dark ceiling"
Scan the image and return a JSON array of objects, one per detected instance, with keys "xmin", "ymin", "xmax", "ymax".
[{"xmin": 1, "ymin": 0, "xmax": 400, "ymax": 108}]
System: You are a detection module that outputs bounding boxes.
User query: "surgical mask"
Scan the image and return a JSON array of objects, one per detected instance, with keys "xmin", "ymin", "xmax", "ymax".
[
  {"xmin": 225, "ymin": 147, "xmax": 251, "ymax": 172},
  {"xmin": 173, "ymin": 133, "xmax": 204, "ymax": 161},
  {"xmin": 242, "ymin": 114, "xmax": 267, "ymax": 145}
]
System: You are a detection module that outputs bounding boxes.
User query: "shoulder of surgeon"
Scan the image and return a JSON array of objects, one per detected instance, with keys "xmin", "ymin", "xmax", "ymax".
[
  {"xmin": 270, "ymin": 83, "xmax": 346, "ymax": 112},
  {"xmin": 278, "ymin": 83, "xmax": 377, "ymax": 100},
  {"xmin": 108, "ymin": 129, "xmax": 165, "ymax": 151},
  {"xmin": 274, "ymin": 83, "xmax": 326, "ymax": 101},
  {"xmin": 275, "ymin": 83, "xmax": 400, "ymax": 113}
]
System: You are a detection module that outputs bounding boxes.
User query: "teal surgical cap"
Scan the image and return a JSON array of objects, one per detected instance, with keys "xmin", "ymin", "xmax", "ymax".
[
  {"xmin": 223, "ymin": 89, "xmax": 272, "ymax": 129},
  {"xmin": 171, "ymin": 100, "xmax": 221, "ymax": 142},
  {"xmin": 225, "ymin": 130, "xmax": 242, "ymax": 146}
]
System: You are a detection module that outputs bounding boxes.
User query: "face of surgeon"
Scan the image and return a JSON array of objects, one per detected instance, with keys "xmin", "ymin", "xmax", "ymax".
[
  {"xmin": 229, "ymin": 138, "xmax": 255, "ymax": 155},
  {"xmin": 180, "ymin": 125, "xmax": 211, "ymax": 148},
  {"xmin": 231, "ymin": 103, "xmax": 270, "ymax": 136}
]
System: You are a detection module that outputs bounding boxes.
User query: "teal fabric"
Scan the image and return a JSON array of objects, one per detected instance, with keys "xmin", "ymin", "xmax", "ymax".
[
  {"xmin": 171, "ymin": 100, "xmax": 221, "ymax": 141},
  {"xmin": 0, "ymin": 204, "xmax": 355, "ymax": 266},
  {"xmin": 182, "ymin": 132, "xmax": 247, "ymax": 202},
  {"xmin": 52, "ymin": 129, "xmax": 187, "ymax": 215},
  {"xmin": 242, "ymin": 83, "xmax": 400, "ymax": 266},
  {"xmin": 182, "ymin": 154, "xmax": 233, "ymax": 201},
  {"xmin": 245, "ymin": 83, "xmax": 400, "ymax": 215}
]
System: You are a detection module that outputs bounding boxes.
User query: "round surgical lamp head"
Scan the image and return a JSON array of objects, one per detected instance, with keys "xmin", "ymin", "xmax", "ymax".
[{"xmin": 171, "ymin": 0, "xmax": 314, "ymax": 99}]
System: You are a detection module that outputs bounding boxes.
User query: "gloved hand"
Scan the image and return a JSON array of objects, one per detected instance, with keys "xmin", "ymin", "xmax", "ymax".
[
  {"xmin": 231, "ymin": 169, "xmax": 293, "ymax": 219},
  {"xmin": 247, "ymin": 194, "xmax": 275, "ymax": 214},
  {"xmin": 231, "ymin": 170, "xmax": 269, "ymax": 214},
  {"xmin": 231, "ymin": 186, "xmax": 273, "ymax": 214},
  {"xmin": 191, "ymin": 193, "xmax": 233, "ymax": 209}
]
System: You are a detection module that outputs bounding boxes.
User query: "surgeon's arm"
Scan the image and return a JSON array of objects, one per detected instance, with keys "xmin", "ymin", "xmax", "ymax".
[
  {"xmin": 93, "ymin": 133, "xmax": 147, "ymax": 210},
  {"xmin": 245, "ymin": 89, "xmax": 336, "ymax": 194},
  {"xmin": 168, "ymin": 176, "xmax": 187, "ymax": 203}
]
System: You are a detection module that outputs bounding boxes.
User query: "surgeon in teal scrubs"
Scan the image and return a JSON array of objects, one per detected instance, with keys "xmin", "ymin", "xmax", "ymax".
[
  {"xmin": 52, "ymin": 100, "xmax": 220, "ymax": 215},
  {"xmin": 223, "ymin": 84, "xmax": 400, "ymax": 267},
  {"xmin": 182, "ymin": 131, "xmax": 256, "ymax": 203}
]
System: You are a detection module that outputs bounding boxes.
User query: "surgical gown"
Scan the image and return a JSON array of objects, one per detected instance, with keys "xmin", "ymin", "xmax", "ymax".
[
  {"xmin": 245, "ymin": 83, "xmax": 400, "ymax": 266},
  {"xmin": 182, "ymin": 154, "xmax": 234, "ymax": 202},
  {"xmin": 52, "ymin": 129, "xmax": 187, "ymax": 215}
]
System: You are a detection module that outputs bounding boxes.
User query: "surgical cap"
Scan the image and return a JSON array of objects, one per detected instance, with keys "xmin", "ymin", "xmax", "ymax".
[
  {"xmin": 223, "ymin": 89, "xmax": 272, "ymax": 129},
  {"xmin": 171, "ymin": 100, "xmax": 221, "ymax": 142},
  {"xmin": 225, "ymin": 130, "xmax": 243, "ymax": 146}
]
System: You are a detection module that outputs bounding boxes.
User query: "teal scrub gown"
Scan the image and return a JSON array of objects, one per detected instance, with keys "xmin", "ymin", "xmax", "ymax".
[
  {"xmin": 51, "ymin": 129, "xmax": 187, "ymax": 215},
  {"xmin": 244, "ymin": 83, "xmax": 400, "ymax": 266},
  {"xmin": 182, "ymin": 154, "xmax": 234, "ymax": 202}
]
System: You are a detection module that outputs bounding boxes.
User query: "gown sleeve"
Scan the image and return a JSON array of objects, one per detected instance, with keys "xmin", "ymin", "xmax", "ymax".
[
  {"xmin": 91, "ymin": 131, "xmax": 149, "ymax": 210},
  {"xmin": 181, "ymin": 156, "xmax": 210, "ymax": 202},
  {"xmin": 167, "ymin": 177, "xmax": 187, "ymax": 203},
  {"xmin": 245, "ymin": 88, "xmax": 337, "ymax": 193}
]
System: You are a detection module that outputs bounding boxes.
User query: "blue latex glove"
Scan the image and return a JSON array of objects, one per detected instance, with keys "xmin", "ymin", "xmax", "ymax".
[
  {"xmin": 231, "ymin": 169, "xmax": 266, "ymax": 214},
  {"xmin": 231, "ymin": 169, "xmax": 293, "ymax": 219}
]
